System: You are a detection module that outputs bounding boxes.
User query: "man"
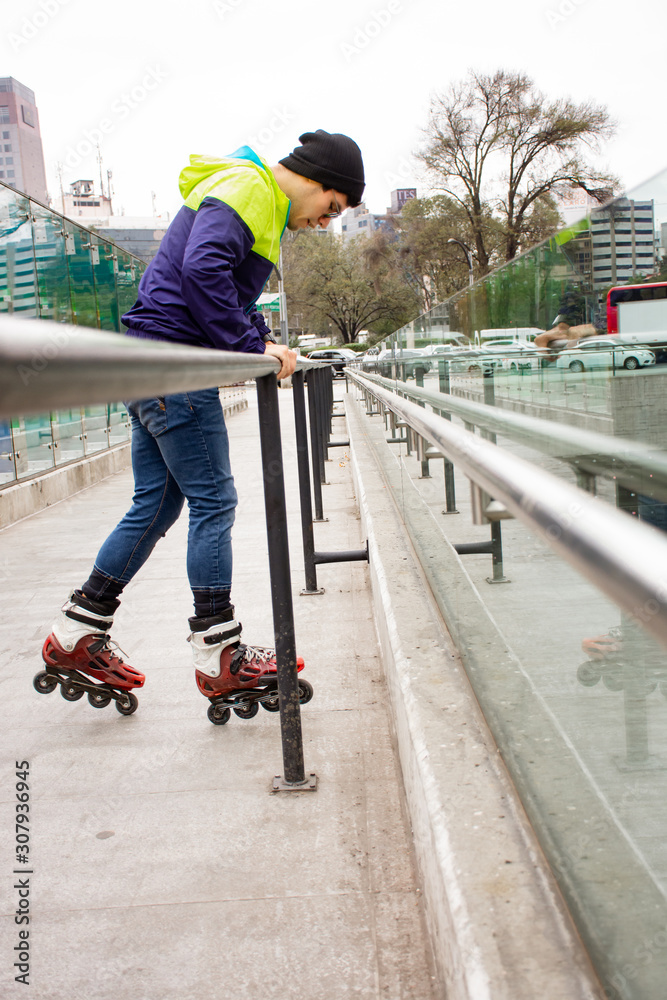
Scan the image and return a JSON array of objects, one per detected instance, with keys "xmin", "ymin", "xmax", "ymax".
[{"xmin": 37, "ymin": 130, "xmax": 365, "ymax": 718}]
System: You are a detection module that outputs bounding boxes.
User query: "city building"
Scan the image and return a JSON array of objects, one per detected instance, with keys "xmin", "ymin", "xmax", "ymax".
[
  {"xmin": 340, "ymin": 202, "xmax": 375, "ymax": 242},
  {"xmin": 372, "ymin": 188, "xmax": 418, "ymax": 236},
  {"xmin": 95, "ymin": 218, "xmax": 169, "ymax": 264},
  {"xmin": 57, "ymin": 180, "xmax": 168, "ymax": 263},
  {"xmin": 388, "ymin": 188, "xmax": 416, "ymax": 214},
  {"xmin": 60, "ymin": 179, "xmax": 113, "ymax": 220},
  {"xmin": 590, "ymin": 197, "xmax": 656, "ymax": 289},
  {"xmin": 0, "ymin": 77, "xmax": 48, "ymax": 203}
]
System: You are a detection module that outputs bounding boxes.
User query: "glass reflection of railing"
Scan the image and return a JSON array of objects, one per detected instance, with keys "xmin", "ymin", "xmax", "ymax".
[{"xmin": 0, "ymin": 180, "xmax": 148, "ymax": 488}]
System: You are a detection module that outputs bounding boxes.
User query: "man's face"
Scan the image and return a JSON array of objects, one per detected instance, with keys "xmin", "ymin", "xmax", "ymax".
[{"xmin": 286, "ymin": 180, "xmax": 349, "ymax": 231}]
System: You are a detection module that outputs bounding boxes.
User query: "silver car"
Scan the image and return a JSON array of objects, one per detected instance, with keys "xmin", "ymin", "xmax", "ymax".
[{"xmin": 554, "ymin": 337, "xmax": 656, "ymax": 372}]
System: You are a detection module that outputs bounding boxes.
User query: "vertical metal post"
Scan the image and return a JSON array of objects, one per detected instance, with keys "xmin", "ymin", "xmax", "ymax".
[
  {"xmin": 487, "ymin": 521, "xmax": 509, "ymax": 584},
  {"xmin": 255, "ymin": 373, "xmax": 311, "ymax": 788},
  {"xmin": 439, "ymin": 359, "xmax": 457, "ymax": 513},
  {"xmin": 482, "ymin": 366, "xmax": 497, "ymax": 444},
  {"xmin": 315, "ymin": 369, "xmax": 328, "ymax": 478},
  {"xmin": 292, "ymin": 370, "xmax": 323, "ymax": 595},
  {"xmin": 306, "ymin": 371, "xmax": 325, "ymax": 521},
  {"xmin": 415, "ymin": 366, "xmax": 430, "ymax": 478}
]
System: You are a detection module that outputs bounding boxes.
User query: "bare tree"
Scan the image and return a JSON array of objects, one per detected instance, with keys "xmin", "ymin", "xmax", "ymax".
[
  {"xmin": 283, "ymin": 231, "xmax": 419, "ymax": 344},
  {"xmin": 419, "ymin": 70, "xmax": 616, "ymax": 272}
]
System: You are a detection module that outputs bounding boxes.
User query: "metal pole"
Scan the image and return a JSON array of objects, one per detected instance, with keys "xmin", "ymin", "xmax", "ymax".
[
  {"xmin": 439, "ymin": 358, "xmax": 458, "ymax": 513},
  {"xmin": 415, "ymin": 366, "xmax": 430, "ymax": 478},
  {"xmin": 306, "ymin": 372, "xmax": 325, "ymax": 521},
  {"xmin": 255, "ymin": 374, "xmax": 312, "ymax": 789},
  {"xmin": 292, "ymin": 370, "xmax": 323, "ymax": 595}
]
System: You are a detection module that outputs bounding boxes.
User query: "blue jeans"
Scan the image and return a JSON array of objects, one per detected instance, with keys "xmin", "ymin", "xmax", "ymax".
[{"xmin": 88, "ymin": 388, "xmax": 237, "ymax": 610}]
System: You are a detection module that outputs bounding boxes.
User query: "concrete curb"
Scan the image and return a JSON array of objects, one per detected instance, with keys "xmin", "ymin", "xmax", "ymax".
[{"xmin": 346, "ymin": 395, "xmax": 603, "ymax": 1000}]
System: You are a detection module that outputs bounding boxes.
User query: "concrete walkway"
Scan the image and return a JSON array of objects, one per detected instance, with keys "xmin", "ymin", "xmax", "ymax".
[{"xmin": 0, "ymin": 387, "xmax": 439, "ymax": 1000}]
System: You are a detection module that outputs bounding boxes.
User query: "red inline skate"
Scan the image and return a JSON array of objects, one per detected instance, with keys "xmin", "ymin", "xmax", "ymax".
[
  {"xmin": 34, "ymin": 591, "xmax": 144, "ymax": 715},
  {"xmin": 189, "ymin": 609, "xmax": 312, "ymax": 725}
]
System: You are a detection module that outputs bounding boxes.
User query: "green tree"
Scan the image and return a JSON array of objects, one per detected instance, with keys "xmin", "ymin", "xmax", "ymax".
[
  {"xmin": 283, "ymin": 231, "xmax": 419, "ymax": 344},
  {"xmin": 418, "ymin": 69, "xmax": 616, "ymax": 272}
]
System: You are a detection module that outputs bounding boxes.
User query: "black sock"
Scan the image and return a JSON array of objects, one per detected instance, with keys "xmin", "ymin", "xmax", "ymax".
[{"xmin": 192, "ymin": 589, "xmax": 233, "ymax": 619}]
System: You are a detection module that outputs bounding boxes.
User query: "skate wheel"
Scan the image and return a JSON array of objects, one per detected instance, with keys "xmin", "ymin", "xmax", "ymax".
[
  {"xmin": 576, "ymin": 662, "xmax": 601, "ymax": 688},
  {"xmin": 602, "ymin": 670, "xmax": 624, "ymax": 692},
  {"xmin": 33, "ymin": 671, "xmax": 58, "ymax": 695},
  {"xmin": 261, "ymin": 694, "xmax": 280, "ymax": 712},
  {"xmin": 88, "ymin": 690, "xmax": 112, "ymax": 708},
  {"xmin": 115, "ymin": 693, "xmax": 139, "ymax": 716},
  {"xmin": 298, "ymin": 680, "xmax": 314, "ymax": 705},
  {"xmin": 233, "ymin": 702, "xmax": 259, "ymax": 720},
  {"xmin": 61, "ymin": 683, "xmax": 85, "ymax": 701},
  {"xmin": 207, "ymin": 703, "xmax": 231, "ymax": 726}
]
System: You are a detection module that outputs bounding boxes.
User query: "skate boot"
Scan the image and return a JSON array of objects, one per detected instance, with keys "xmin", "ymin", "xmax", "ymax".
[
  {"xmin": 577, "ymin": 626, "xmax": 624, "ymax": 690},
  {"xmin": 189, "ymin": 609, "xmax": 312, "ymax": 725},
  {"xmin": 34, "ymin": 591, "xmax": 144, "ymax": 715}
]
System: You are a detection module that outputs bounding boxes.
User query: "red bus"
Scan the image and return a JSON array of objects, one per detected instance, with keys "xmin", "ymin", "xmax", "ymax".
[{"xmin": 607, "ymin": 282, "xmax": 667, "ymax": 335}]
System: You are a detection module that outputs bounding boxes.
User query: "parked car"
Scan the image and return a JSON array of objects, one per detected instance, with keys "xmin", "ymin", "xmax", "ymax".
[
  {"xmin": 495, "ymin": 342, "xmax": 550, "ymax": 371},
  {"xmin": 446, "ymin": 348, "xmax": 494, "ymax": 373},
  {"xmin": 373, "ymin": 348, "xmax": 432, "ymax": 379},
  {"xmin": 306, "ymin": 348, "xmax": 358, "ymax": 377},
  {"xmin": 420, "ymin": 343, "xmax": 462, "ymax": 357},
  {"xmin": 554, "ymin": 337, "xmax": 656, "ymax": 372}
]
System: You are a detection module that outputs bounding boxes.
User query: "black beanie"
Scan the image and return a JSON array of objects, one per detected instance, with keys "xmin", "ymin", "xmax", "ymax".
[{"xmin": 279, "ymin": 130, "xmax": 365, "ymax": 208}]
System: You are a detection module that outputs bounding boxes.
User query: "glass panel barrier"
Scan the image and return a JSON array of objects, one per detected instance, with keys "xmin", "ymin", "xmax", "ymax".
[
  {"xmin": 0, "ymin": 181, "xmax": 147, "ymax": 487},
  {"xmin": 64, "ymin": 219, "xmax": 98, "ymax": 329},
  {"xmin": 0, "ymin": 418, "xmax": 15, "ymax": 485},
  {"xmin": 0, "ymin": 187, "xmax": 37, "ymax": 318},
  {"xmin": 52, "ymin": 409, "xmax": 85, "ymax": 465},
  {"xmin": 31, "ymin": 202, "xmax": 72, "ymax": 323},
  {"xmin": 92, "ymin": 234, "xmax": 120, "ymax": 331},
  {"xmin": 82, "ymin": 405, "xmax": 110, "ymax": 455},
  {"xmin": 358, "ymin": 165, "xmax": 667, "ymax": 999}
]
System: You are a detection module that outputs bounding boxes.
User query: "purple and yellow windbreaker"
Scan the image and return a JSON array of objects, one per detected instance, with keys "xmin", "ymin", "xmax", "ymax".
[{"xmin": 122, "ymin": 146, "xmax": 290, "ymax": 354}]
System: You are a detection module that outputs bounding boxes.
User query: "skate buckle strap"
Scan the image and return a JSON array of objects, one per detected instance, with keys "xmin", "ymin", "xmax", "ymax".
[
  {"xmin": 202, "ymin": 622, "xmax": 242, "ymax": 646},
  {"xmin": 65, "ymin": 607, "xmax": 114, "ymax": 631}
]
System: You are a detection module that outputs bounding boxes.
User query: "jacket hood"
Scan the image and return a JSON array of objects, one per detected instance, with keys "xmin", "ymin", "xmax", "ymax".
[{"xmin": 179, "ymin": 148, "xmax": 267, "ymax": 200}]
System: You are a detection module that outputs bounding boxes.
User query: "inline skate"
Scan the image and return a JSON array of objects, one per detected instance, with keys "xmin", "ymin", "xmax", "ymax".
[
  {"xmin": 189, "ymin": 608, "xmax": 312, "ymax": 725},
  {"xmin": 34, "ymin": 591, "xmax": 144, "ymax": 715}
]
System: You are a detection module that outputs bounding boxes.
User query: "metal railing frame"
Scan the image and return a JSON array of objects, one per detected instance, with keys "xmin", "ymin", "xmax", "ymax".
[
  {"xmin": 0, "ymin": 318, "xmax": 368, "ymax": 792},
  {"xmin": 346, "ymin": 367, "xmax": 667, "ymax": 653},
  {"xmin": 352, "ymin": 361, "xmax": 667, "ymax": 502}
]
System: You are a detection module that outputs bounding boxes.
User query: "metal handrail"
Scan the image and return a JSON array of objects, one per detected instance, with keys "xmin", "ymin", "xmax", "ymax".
[
  {"xmin": 0, "ymin": 317, "xmax": 327, "ymax": 419},
  {"xmin": 351, "ymin": 367, "xmax": 667, "ymax": 501},
  {"xmin": 347, "ymin": 369, "xmax": 667, "ymax": 649},
  {"xmin": 350, "ymin": 372, "xmax": 667, "ymax": 501}
]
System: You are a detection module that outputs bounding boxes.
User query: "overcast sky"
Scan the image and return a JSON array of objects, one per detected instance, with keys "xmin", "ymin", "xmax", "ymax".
[{"xmin": 2, "ymin": 0, "xmax": 665, "ymax": 222}]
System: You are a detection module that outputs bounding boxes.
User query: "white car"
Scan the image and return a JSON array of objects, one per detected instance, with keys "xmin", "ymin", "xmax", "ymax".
[
  {"xmin": 494, "ymin": 342, "xmax": 549, "ymax": 371},
  {"xmin": 554, "ymin": 337, "xmax": 656, "ymax": 372}
]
